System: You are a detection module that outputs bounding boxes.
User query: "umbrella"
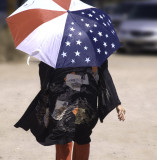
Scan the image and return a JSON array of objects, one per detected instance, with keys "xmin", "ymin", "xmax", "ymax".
[{"xmin": 6, "ymin": 0, "xmax": 122, "ymax": 68}]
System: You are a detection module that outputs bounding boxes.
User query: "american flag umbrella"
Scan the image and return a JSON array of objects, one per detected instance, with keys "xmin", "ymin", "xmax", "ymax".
[{"xmin": 6, "ymin": 0, "xmax": 122, "ymax": 68}]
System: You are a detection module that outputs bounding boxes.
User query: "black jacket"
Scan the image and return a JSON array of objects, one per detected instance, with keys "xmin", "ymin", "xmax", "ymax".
[
  {"xmin": 14, "ymin": 59, "xmax": 121, "ymax": 134},
  {"xmin": 38, "ymin": 60, "xmax": 121, "ymax": 123}
]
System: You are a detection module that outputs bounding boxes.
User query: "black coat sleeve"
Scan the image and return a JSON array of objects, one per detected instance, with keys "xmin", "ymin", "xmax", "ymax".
[
  {"xmin": 98, "ymin": 60, "xmax": 121, "ymax": 122},
  {"xmin": 38, "ymin": 61, "xmax": 55, "ymax": 90}
]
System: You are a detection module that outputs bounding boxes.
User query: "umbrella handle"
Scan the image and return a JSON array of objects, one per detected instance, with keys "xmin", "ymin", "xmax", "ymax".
[{"xmin": 27, "ymin": 56, "xmax": 31, "ymax": 66}]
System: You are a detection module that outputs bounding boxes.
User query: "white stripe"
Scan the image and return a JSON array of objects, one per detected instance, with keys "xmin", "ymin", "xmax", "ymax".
[
  {"xmin": 69, "ymin": 0, "xmax": 95, "ymax": 11},
  {"xmin": 8, "ymin": 0, "xmax": 65, "ymax": 17},
  {"xmin": 17, "ymin": 13, "xmax": 68, "ymax": 68}
]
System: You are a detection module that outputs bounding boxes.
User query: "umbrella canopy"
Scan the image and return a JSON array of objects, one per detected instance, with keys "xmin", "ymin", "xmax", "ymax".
[{"xmin": 7, "ymin": 0, "xmax": 122, "ymax": 68}]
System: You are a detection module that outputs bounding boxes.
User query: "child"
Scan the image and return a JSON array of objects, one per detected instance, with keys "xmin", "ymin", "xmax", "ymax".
[{"xmin": 14, "ymin": 59, "xmax": 126, "ymax": 160}]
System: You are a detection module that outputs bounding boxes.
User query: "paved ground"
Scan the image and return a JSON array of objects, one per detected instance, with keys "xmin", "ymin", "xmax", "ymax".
[{"xmin": 0, "ymin": 53, "xmax": 157, "ymax": 160}]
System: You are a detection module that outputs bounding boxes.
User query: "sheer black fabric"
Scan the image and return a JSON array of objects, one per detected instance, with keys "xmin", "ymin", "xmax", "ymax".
[
  {"xmin": 98, "ymin": 60, "xmax": 121, "ymax": 122},
  {"xmin": 14, "ymin": 60, "xmax": 121, "ymax": 146}
]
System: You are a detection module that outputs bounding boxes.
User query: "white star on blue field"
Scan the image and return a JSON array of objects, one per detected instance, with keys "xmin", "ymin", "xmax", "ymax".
[{"xmin": 56, "ymin": 8, "xmax": 122, "ymax": 68}]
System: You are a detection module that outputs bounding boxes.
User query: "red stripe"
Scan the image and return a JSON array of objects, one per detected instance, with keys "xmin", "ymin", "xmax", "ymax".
[
  {"xmin": 7, "ymin": 9, "xmax": 66, "ymax": 47},
  {"xmin": 53, "ymin": 0, "xmax": 71, "ymax": 10}
]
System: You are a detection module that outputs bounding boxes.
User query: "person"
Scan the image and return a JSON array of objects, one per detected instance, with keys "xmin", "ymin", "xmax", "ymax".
[{"xmin": 14, "ymin": 59, "xmax": 126, "ymax": 160}]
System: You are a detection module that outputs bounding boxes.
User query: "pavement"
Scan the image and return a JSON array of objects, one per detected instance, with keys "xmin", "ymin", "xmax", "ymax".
[{"xmin": 0, "ymin": 53, "xmax": 157, "ymax": 160}]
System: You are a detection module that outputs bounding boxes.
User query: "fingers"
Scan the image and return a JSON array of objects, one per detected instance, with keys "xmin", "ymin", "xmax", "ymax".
[
  {"xmin": 116, "ymin": 105, "xmax": 126, "ymax": 121},
  {"xmin": 118, "ymin": 113, "xmax": 125, "ymax": 121},
  {"xmin": 118, "ymin": 109, "xmax": 126, "ymax": 121}
]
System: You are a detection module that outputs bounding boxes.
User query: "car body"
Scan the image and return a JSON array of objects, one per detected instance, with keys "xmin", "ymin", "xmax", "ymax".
[
  {"xmin": 109, "ymin": 1, "xmax": 138, "ymax": 31},
  {"xmin": 118, "ymin": 0, "xmax": 157, "ymax": 52}
]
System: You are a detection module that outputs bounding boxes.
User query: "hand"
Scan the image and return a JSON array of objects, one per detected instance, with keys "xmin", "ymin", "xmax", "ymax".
[{"xmin": 116, "ymin": 105, "xmax": 126, "ymax": 121}]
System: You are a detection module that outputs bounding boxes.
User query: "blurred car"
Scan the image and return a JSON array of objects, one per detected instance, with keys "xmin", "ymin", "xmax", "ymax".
[
  {"xmin": 118, "ymin": 0, "xmax": 157, "ymax": 52},
  {"xmin": 109, "ymin": 1, "xmax": 138, "ymax": 31},
  {"xmin": 103, "ymin": 3, "xmax": 117, "ymax": 15},
  {"xmin": 81, "ymin": 0, "xmax": 94, "ymax": 5},
  {"xmin": 0, "ymin": 0, "xmax": 7, "ymax": 28}
]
